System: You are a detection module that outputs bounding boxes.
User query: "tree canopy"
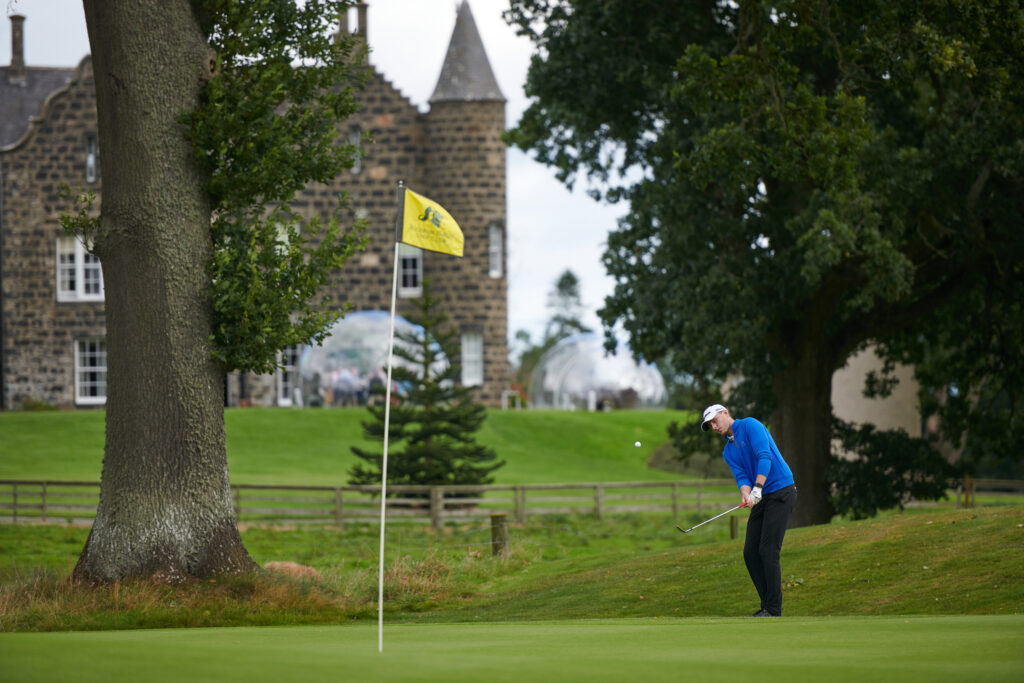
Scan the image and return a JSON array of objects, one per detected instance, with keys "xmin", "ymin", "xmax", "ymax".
[
  {"xmin": 184, "ymin": 0, "xmax": 368, "ymax": 373},
  {"xmin": 512, "ymin": 269, "xmax": 591, "ymax": 401},
  {"xmin": 505, "ymin": 0, "xmax": 1024, "ymax": 524}
]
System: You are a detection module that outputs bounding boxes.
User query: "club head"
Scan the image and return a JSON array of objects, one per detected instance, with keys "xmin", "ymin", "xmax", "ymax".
[{"xmin": 675, "ymin": 525, "xmax": 690, "ymax": 534}]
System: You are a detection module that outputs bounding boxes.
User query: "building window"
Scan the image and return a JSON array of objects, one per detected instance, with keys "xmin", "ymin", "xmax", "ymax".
[
  {"xmin": 398, "ymin": 243, "xmax": 422, "ymax": 298},
  {"xmin": 488, "ymin": 223, "xmax": 503, "ymax": 279},
  {"xmin": 277, "ymin": 344, "xmax": 302, "ymax": 406},
  {"xmin": 75, "ymin": 338, "xmax": 107, "ymax": 405},
  {"xmin": 349, "ymin": 126, "xmax": 362, "ymax": 175},
  {"xmin": 57, "ymin": 236, "xmax": 104, "ymax": 302},
  {"xmin": 85, "ymin": 132, "xmax": 99, "ymax": 184},
  {"xmin": 461, "ymin": 332, "xmax": 483, "ymax": 387}
]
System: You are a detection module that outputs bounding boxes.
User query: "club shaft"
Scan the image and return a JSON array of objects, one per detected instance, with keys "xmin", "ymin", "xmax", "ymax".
[{"xmin": 682, "ymin": 504, "xmax": 742, "ymax": 532}]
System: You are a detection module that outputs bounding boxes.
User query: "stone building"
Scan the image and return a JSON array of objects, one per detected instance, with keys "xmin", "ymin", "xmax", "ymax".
[{"xmin": 0, "ymin": 2, "xmax": 510, "ymax": 410}]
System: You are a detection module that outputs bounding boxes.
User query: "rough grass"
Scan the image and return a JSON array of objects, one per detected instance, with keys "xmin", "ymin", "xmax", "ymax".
[{"xmin": 1, "ymin": 504, "xmax": 1021, "ymax": 632}]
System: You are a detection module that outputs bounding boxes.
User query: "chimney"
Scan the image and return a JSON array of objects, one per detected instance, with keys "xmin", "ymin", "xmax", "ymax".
[
  {"xmin": 335, "ymin": 2, "xmax": 368, "ymax": 63},
  {"xmin": 9, "ymin": 14, "xmax": 27, "ymax": 84}
]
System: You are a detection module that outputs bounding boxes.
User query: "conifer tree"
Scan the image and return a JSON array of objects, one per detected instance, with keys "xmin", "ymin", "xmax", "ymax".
[{"xmin": 349, "ymin": 283, "xmax": 504, "ymax": 492}]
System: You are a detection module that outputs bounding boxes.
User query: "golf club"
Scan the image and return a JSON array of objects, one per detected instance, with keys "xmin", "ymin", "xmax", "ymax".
[{"xmin": 676, "ymin": 504, "xmax": 743, "ymax": 533}]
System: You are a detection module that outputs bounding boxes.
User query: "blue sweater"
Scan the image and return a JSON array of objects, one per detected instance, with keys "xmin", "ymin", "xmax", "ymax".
[{"xmin": 721, "ymin": 417, "xmax": 795, "ymax": 494}]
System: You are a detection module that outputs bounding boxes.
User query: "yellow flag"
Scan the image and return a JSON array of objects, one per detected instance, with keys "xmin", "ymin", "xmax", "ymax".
[{"xmin": 401, "ymin": 188, "xmax": 464, "ymax": 257}]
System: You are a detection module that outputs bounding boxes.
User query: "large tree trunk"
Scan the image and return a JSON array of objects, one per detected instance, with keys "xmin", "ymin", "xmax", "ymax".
[
  {"xmin": 771, "ymin": 335, "xmax": 837, "ymax": 528},
  {"xmin": 74, "ymin": 0, "xmax": 255, "ymax": 583}
]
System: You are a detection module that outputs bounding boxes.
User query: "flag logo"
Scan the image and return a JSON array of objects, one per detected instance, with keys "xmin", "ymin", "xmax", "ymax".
[{"xmin": 401, "ymin": 188, "xmax": 464, "ymax": 257}]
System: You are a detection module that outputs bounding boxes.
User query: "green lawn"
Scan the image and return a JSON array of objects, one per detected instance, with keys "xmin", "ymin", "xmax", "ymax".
[
  {"xmin": 3, "ymin": 505, "xmax": 1021, "ymax": 632},
  {"xmin": 0, "ymin": 408, "xmax": 693, "ymax": 485},
  {"xmin": 1, "ymin": 616, "xmax": 1021, "ymax": 682}
]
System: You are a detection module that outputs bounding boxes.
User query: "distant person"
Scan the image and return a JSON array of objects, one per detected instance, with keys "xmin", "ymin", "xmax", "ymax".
[{"xmin": 701, "ymin": 404, "xmax": 797, "ymax": 617}]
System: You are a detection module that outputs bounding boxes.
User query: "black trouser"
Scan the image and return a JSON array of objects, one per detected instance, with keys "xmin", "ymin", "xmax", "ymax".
[{"xmin": 743, "ymin": 484, "xmax": 797, "ymax": 616}]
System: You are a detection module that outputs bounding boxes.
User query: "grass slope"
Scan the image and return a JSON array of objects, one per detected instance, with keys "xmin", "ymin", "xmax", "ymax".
[
  {"xmin": 0, "ymin": 408, "xmax": 691, "ymax": 484},
  {"xmin": 1, "ymin": 617, "xmax": 1022, "ymax": 683},
  {"xmin": 421, "ymin": 505, "xmax": 1024, "ymax": 621},
  {"xmin": 1, "ymin": 506, "xmax": 1021, "ymax": 633}
]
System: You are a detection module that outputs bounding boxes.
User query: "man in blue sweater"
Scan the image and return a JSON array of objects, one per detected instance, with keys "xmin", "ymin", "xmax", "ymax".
[{"xmin": 701, "ymin": 404, "xmax": 797, "ymax": 617}]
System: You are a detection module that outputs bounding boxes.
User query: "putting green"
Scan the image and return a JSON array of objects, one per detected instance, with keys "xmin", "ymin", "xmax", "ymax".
[{"xmin": 1, "ymin": 616, "xmax": 1021, "ymax": 682}]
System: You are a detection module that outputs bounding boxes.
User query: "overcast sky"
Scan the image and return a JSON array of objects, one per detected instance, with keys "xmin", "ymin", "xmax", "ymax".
[{"xmin": 1, "ymin": 0, "xmax": 626, "ymax": 353}]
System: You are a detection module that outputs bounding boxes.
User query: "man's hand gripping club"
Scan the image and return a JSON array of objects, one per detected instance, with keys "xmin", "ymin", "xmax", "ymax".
[{"xmin": 742, "ymin": 483, "xmax": 763, "ymax": 508}]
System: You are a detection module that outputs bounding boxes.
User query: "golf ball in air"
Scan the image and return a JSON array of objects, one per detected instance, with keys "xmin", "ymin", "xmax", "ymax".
[{"xmin": 634, "ymin": 441, "xmax": 642, "ymax": 448}]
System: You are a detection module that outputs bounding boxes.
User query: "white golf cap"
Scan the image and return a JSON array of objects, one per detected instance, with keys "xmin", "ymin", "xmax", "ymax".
[{"xmin": 700, "ymin": 404, "xmax": 727, "ymax": 431}]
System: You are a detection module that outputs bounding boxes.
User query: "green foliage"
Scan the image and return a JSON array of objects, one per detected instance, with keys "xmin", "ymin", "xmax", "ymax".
[
  {"xmin": 206, "ymin": 206, "xmax": 364, "ymax": 374},
  {"xmin": 828, "ymin": 419, "xmax": 960, "ymax": 519},
  {"xmin": 56, "ymin": 186, "xmax": 100, "ymax": 245},
  {"xmin": 544, "ymin": 269, "xmax": 591, "ymax": 341},
  {"xmin": 182, "ymin": 0, "xmax": 370, "ymax": 373},
  {"xmin": 348, "ymin": 284, "xmax": 505, "ymax": 489},
  {"xmin": 880, "ymin": 265, "xmax": 1024, "ymax": 479},
  {"xmin": 505, "ymin": 0, "xmax": 1024, "ymax": 516},
  {"xmin": 512, "ymin": 269, "xmax": 592, "ymax": 400}
]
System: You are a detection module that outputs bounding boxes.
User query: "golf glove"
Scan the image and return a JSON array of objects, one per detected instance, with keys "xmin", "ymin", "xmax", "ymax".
[{"xmin": 749, "ymin": 486, "xmax": 762, "ymax": 506}]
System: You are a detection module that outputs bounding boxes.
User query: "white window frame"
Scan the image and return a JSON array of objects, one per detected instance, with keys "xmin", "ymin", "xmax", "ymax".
[
  {"xmin": 398, "ymin": 243, "xmax": 423, "ymax": 298},
  {"xmin": 56, "ymin": 236, "xmax": 104, "ymax": 302},
  {"xmin": 349, "ymin": 126, "xmax": 362, "ymax": 175},
  {"xmin": 276, "ymin": 344, "xmax": 302, "ymax": 407},
  {"xmin": 461, "ymin": 332, "xmax": 483, "ymax": 387},
  {"xmin": 74, "ymin": 338, "xmax": 107, "ymax": 406},
  {"xmin": 85, "ymin": 132, "xmax": 98, "ymax": 184},
  {"xmin": 488, "ymin": 223, "xmax": 503, "ymax": 279}
]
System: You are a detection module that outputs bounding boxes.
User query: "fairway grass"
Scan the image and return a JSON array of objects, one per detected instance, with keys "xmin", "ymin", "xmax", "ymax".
[
  {"xmin": 0, "ymin": 408, "xmax": 689, "ymax": 484},
  {"xmin": 1, "ymin": 616, "xmax": 1022, "ymax": 683}
]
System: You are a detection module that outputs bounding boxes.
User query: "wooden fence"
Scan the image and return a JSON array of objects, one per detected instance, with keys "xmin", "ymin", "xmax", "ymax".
[
  {"xmin": 2, "ymin": 478, "xmax": 1018, "ymax": 530},
  {"xmin": 0, "ymin": 479, "xmax": 737, "ymax": 529}
]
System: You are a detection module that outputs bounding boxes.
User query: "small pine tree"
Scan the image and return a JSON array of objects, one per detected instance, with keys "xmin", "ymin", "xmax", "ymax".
[{"xmin": 348, "ymin": 283, "xmax": 504, "ymax": 493}]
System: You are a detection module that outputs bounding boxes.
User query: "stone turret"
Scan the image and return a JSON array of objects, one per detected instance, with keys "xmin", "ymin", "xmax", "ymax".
[
  {"xmin": 423, "ymin": 1, "xmax": 508, "ymax": 404},
  {"xmin": 429, "ymin": 1, "xmax": 505, "ymax": 104}
]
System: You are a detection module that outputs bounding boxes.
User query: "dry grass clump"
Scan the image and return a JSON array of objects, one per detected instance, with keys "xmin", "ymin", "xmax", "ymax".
[
  {"xmin": 0, "ymin": 566, "xmax": 353, "ymax": 632},
  {"xmin": 0, "ymin": 546, "xmax": 530, "ymax": 632}
]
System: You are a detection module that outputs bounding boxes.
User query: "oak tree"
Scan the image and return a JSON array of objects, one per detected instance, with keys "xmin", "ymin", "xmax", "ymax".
[
  {"xmin": 505, "ymin": 0, "xmax": 1024, "ymax": 525},
  {"xmin": 70, "ymin": 0, "xmax": 365, "ymax": 582}
]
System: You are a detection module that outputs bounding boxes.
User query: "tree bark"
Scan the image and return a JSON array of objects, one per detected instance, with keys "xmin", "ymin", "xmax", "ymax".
[
  {"xmin": 74, "ymin": 0, "xmax": 255, "ymax": 582},
  {"xmin": 770, "ymin": 331, "xmax": 837, "ymax": 528}
]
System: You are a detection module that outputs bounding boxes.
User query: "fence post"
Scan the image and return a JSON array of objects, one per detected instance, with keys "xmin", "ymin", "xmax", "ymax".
[
  {"xmin": 12, "ymin": 483, "xmax": 18, "ymax": 525},
  {"xmin": 334, "ymin": 488, "xmax": 344, "ymax": 529},
  {"xmin": 41, "ymin": 483, "xmax": 47, "ymax": 523},
  {"xmin": 696, "ymin": 483, "xmax": 703, "ymax": 517},
  {"xmin": 491, "ymin": 513, "xmax": 510, "ymax": 558},
  {"xmin": 730, "ymin": 515, "xmax": 738, "ymax": 540},
  {"xmin": 430, "ymin": 487, "xmax": 444, "ymax": 531},
  {"xmin": 515, "ymin": 486, "xmax": 526, "ymax": 524},
  {"xmin": 595, "ymin": 485, "xmax": 604, "ymax": 520},
  {"xmin": 672, "ymin": 483, "xmax": 679, "ymax": 523}
]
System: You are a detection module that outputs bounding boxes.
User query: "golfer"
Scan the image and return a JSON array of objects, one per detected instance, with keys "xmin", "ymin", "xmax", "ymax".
[{"xmin": 701, "ymin": 404, "xmax": 797, "ymax": 617}]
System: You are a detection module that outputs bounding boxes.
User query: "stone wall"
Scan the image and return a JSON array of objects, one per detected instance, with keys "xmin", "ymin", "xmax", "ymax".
[
  {"xmin": 3, "ymin": 51, "xmax": 510, "ymax": 409},
  {"xmin": 235, "ymin": 72, "xmax": 510, "ymax": 406},
  {"xmin": 1, "ymin": 59, "xmax": 105, "ymax": 409}
]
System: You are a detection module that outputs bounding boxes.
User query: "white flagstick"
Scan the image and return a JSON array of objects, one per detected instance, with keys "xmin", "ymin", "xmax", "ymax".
[
  {"xmin": 378, "ymin": 240, "xmax": 399, "ymax": 653},
  {"xmin": 379, "ymin": 181, "xmax": 405, "ymax": 653}
]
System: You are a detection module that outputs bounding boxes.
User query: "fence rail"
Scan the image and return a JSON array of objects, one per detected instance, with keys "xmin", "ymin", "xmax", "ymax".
[
  {"xmin": 0, "ymin": 479, "xmax": 737, "ymax": 529},
  {"xmin": 2, "ymin": 478, "xmax": 1017, "ymax": 529}
]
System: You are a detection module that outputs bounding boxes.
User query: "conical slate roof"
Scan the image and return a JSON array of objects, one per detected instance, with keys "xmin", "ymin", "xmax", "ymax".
[{"xmin": 429, "ymin": 1, "xmax": 505, "ymax": 103}]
